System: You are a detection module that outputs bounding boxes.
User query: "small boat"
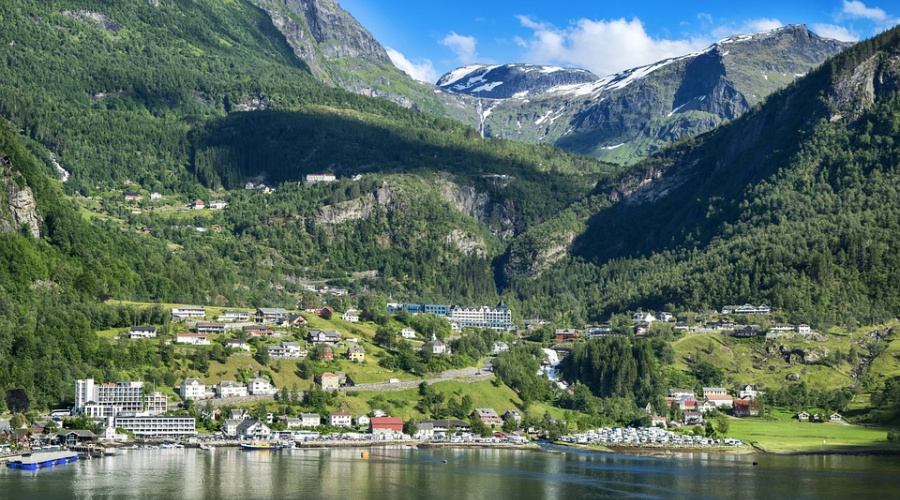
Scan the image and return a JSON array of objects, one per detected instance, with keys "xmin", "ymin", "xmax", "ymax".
[
  {"xmin": 240, "ymin": 442, "xmax": 283, "ymax": 451},
  {"xmin": 199, "ymin": 444, "xmax": 215, "ymax": 451}
]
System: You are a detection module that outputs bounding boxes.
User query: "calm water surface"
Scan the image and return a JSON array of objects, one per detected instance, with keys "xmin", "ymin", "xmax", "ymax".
[{"xmin": 3, "ymin": 445, "xmax": 900, "ymax": 499}]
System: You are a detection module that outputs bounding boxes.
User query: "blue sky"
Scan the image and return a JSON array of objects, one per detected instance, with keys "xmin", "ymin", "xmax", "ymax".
[{"xmin": 337, "ymin": 0, "xmax": 899, "ymax": 83}]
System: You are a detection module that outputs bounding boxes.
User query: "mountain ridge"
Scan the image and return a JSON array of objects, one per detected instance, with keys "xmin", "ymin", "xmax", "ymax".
[{"xmin": 436, "ymin": 25, "xmax": 851, "ymax": 163}]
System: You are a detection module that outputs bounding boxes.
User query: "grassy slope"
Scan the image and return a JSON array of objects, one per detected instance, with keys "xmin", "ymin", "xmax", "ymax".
[{"xmin": 671, "ymin": 330, "xmax": 859, "ymax": 391}]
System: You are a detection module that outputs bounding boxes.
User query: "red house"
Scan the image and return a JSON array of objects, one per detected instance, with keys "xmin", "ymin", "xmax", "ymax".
[
  {"xmin": 554, "ymin": 329, "xmax": 580, "ymax": 341},
  {"xmin": 370, "ymin": 417, "xmax": 403, "ymax": 435},
  {"xmin": 733, "ymin": 399, "xmax": 761, "ymax": 418}
]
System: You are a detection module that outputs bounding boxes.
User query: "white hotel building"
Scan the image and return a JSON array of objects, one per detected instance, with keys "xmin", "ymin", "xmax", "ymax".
[
  {"xmin": 114, "ymin": 415, "xmax": 196, "ymax": 439},
  {"xmin": 75, "ymin": 379, "xmax": 167, "ymax": 417},
  {"xmin": 447, "ymin": 301, "xmax": 513, "ymax": 332}
]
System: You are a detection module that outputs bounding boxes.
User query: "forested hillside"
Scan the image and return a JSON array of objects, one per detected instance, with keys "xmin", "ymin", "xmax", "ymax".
[
  {"xmin": 0, "ymin": 1, "xmax": 605, "ymax": 407},
  {"xmin": 504, "ymin": 27, "xmax": 900, "ymax": 329}
]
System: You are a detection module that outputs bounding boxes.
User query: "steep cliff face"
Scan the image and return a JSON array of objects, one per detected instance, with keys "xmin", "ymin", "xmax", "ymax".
[
  {"xmin": 249, "ymin": 0, "xmax": 389, "ymax": 82},
  {"xmin": 440, "ymin": 25, "xmax": 851, "ymax": 164},
  {"xmin": 0, "ymin": 155, "xmax": 42, "ymax": 238},
  {"xmin": 248, "ymin": 0, "xmax": 479, "ymax": 121}
]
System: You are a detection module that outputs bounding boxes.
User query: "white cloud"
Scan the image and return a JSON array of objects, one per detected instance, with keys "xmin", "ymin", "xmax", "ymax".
[
  {"xmin": 386, "ymin": 47, "xmax": 439, "ymax": 83},
  {"xmin": 515, "ymin": 15, "xmax": 710, "ymax": 77},
  {"xmin": 441, "ymin": 31, "xmax": 479, "ymax": 65},
  {"xmin": 697, "ymin": 13, "xmax": 713, "ymax": 24},
  {"xmin": 746, "ymin": 18, "xmax": 784, "ymax": 32},
  {"xmin": 711, "ymin": 18, "xmax": 784, "ymax": 39},
  {"xmin": 841, "ymin": 0, "xmax": 888, "ymax": 21},
  {"xmin": 810, "ymin": 23, "xmax": 860, "ymax": 41}
]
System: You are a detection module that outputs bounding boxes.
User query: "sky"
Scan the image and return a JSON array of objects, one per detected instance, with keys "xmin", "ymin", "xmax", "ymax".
[{"xmin": 336, "ymin": 0, "xmax": 899, "ymax": 83}]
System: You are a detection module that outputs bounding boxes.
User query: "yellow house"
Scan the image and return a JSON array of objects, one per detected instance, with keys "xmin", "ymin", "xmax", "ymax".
[{"xmin": 347, "ymin": 345, "xmax": 365, "ymax": 362}]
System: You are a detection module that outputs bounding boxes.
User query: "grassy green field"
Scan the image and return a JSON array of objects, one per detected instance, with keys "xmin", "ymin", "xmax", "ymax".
[{"xmin": 727, "ymin": 411, "xmax": 900, "ymax": 453}]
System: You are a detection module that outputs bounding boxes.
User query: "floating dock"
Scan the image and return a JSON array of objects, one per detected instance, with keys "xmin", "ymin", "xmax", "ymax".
[{"xmin": 6, "ymin": 451, "xmax": 79, "ymax": 470}]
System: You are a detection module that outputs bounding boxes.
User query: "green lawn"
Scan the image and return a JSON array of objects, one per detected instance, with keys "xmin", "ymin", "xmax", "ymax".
[
  {"xmin": 337, "ymin": 380, "xmax": 529, "ymax": 422},
  {"xmin": 727, "ymin": 412, "xmax": 900, "ymax": 453}
]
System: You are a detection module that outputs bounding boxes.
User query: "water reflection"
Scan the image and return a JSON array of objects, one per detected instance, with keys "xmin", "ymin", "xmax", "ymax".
[{"xmin": 2, "ymin": 446, "xmax": 899, "ymax": 499}]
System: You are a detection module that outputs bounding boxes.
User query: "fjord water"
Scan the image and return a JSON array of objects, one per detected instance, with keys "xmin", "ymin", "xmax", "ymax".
[{"xmin": 3, "ymin": 446, "xmax": 900, "ymax": 499}]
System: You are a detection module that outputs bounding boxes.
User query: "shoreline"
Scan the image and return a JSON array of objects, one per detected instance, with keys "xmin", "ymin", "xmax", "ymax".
[{"xmin": 553, "ymin": 441, "xmax": 900, "ymax": 458}]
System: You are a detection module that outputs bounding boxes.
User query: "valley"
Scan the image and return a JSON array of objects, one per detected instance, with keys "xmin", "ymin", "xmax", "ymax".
[{"xmin": 0, "ymin": 0, "xmax": 898, "ymax": 453}]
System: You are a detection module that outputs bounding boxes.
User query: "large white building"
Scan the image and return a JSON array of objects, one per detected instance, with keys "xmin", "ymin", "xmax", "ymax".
[
  {"xmin": 114, "ymin": 415, "xmax": 196, "ymax": 438},
  {"xmin": 447, "ymin": 301, "xmax": 513, "ymax": 332},
  {"xmin": 171, "ymin": 306, "xmax": 206, "ymax": 319},
  {"xmin": 76, "ymin": 379, "xmax": 145, "ymax": 417}
]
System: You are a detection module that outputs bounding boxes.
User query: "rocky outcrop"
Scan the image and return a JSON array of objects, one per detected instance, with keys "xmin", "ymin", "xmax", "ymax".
[
  {"xmin": 62, "ymin": 10, "xmax": 123, "ymax": 32},
  {"xmin": 249, "ymin": 0, "xmax": 390, "ymax": 83},
  {"xmin": 0, "ymin": 156, "xmax": 42, "ymax": 238},
  {"xmin": 446, "ymin": 229, "xmax": 486, "ymax": 257},
  {"xmin": 316, "ymin": 184, "xmax": 402, "ymax": 225}
]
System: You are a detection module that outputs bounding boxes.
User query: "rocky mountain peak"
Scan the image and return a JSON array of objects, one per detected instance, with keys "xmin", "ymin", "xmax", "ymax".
[
  {"xmin": 249, "ymin": 0, "xmax": 390, "ymax": 80},
  {"xmin": 436, "ymin": 63, "xmax": 599, "ymax": 99}
]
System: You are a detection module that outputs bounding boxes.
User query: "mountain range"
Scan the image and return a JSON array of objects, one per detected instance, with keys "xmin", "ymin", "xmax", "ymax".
[
  {"xmin": 435, "ymin": 25, "xmax": 850, "ymax": 163},
  {"xmin": 243, "ymin": 2, "xmax": 849, "ymax": 164},
  {"xmin": 2, "ymin": 0, "xmax": 900, "ymax": 409}
]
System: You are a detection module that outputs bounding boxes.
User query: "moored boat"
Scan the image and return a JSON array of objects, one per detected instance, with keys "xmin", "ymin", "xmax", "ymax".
[{"xmin": 240, "ymin": 442, "xmax": 282, "ymax": 451}]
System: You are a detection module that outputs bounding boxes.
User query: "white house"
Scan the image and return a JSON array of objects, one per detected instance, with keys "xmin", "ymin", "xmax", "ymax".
[
  {"xmin": 355, "ymin": 415, "xmax": 371, "ymax": 428},
  {"xmin": 797, "ymin": 324, "xmax": 812, "ymax": 335},
  {"xmin": 632, "ymin": 312, "xmax": 657, "ymax": 324},
  {"xmin": 305, "ymin": 173, "xmax": 336, "ymax": 185},
  {"xmin": 341, "ymin": 309, "xmax": 360, "ymax": 323},
  {"xmin": 216, "ymin": 381, "xmax": 247, "ymax": 398},
  {"xmin": 225, "ymin": 338, "xmax": 251, "ymax": 351},
  {"xmin": 220, "ymin": 311, "xmax": 250, "ymax": 322},
  {"xmin": 171, "ymin": 306, "xmax": 205, "ymax": 319},
  {"xmin": 268, "ymin": 341, "xmax": 302, "ymax": 358},
  {"xmin": 248, "ymin": 377, "xmax": 277, "ymax": 396},
  {"xmin": 236, "ymin": 419, "xmax": 271, "ymax": 439},
  {"xmin": 328, "ymin": 412, "xmax": 352, "ymax": 428},
  {"xmin": 738, "ymin": 385, "xmax": 760, "ymax": 400},
  {"xmin": 399, "ymin": 327, "xmax": 417, "ymax": 339},
  {"xmin": 300, "ymin": 413, "xmax": 321, "ymax": 428},
  {"xmin": 129, "ymin": 326, "xmax": 157, "ymax": 339},
  {"xmin": 180, "ymin": 378, "xmax": 206, "ymax": 401},
  {"xmin": 492, "ymin": 342, "xmax": 510, "ymax": 355},
  {"xmin": 175, "ymin": 333, "xmax": 210, "ymax": 345}
]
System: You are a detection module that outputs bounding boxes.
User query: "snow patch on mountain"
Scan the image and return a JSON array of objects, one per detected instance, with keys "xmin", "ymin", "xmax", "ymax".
[
  {"xmin": 471, "ymin": 81, "xmax": 503, "ymax": 93},
  {"xmin": 438, "ymin": 64, "xmax": 492, "ymax": 87}
]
